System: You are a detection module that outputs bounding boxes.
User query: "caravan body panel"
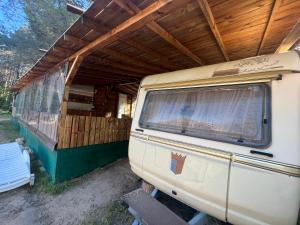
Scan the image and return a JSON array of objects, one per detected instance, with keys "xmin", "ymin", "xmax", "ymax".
[{"xmin": 129, "ymin": 52, "xmax": 300, "ymax": 225}]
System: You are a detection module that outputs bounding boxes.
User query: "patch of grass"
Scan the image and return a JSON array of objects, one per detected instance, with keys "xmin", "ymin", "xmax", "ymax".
[
  {"xmin": 30, "ymin": 159, "xmax": 77, "ymax": 195},
  {"xmin": 81, "ymin": 201, "xmax": 134, "ymax": 225},
  {"xmin": 0, "ymin": 116, "xmax": 19, "ymax": 143},
  {"xmin": 0, "ymin": 110, "xmax": 11, "ymax": 117}
]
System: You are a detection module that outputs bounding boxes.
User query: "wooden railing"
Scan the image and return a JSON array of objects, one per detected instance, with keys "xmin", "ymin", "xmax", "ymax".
[{"xmin": 58, "ymin": 115, "xmax": 132, "ymax": 149}]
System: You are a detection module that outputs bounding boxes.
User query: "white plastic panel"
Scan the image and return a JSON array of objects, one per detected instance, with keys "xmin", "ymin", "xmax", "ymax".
[
  {"xmin": 228, "ymin": 162, "xmax": 300, "ymax": 225},
  {"xmin": 140, "ymin": 139, "xmax": 230, "ymax": 221},
  {"xmin": 0, "ymin": 143, "xmax": 32, "ymax": 192}
]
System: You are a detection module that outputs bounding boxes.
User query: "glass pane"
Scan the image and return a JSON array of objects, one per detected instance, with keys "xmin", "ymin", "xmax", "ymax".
[{"xmin": 139, "ymin": 84, "xmax": 270, "ymax": 147}]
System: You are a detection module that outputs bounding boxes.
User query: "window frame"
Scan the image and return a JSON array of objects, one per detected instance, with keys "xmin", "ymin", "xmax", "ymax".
[{"xmin": 139, "ymin": 83, "xmax": 271, "ymax": 148}]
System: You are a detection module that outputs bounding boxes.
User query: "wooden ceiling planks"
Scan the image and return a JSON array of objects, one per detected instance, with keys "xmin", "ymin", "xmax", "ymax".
[
  {"xmin": 256, "ymin": 0, "xmax": 282, "ymax": 55},
  {"xmin": 12, "ymin": 0, "xmax": 300, "ymax": 91},
  {"xmin": 276, "ymin": 18, "xmax": 300, "ymax": 53},
  {"xmin": 209, "ymin": 0, "xmax": 274, "ymax": 60},
  {"xmin": 260, "ymin": 0, "xmax": 300, "ymax": 54},
  {"xmin": 196, "ymin": 0, "xmax": 229, "ymax": 61},
  {"xmin": 114, "ymin": 0, "xmax": 206, "ymax": 65}
]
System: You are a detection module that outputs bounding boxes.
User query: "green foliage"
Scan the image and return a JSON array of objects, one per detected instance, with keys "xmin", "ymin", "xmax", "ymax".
[
  {"xmin": 0, "ymin": 86, "xmax": 12, "ymax": 111},
  {"xmin": 0, "ymin": 0, "xmax": 92, "ymax": 85},
  {"xmin": 0, "ymin": 116, "xmax": 19, "ymax": 144}
]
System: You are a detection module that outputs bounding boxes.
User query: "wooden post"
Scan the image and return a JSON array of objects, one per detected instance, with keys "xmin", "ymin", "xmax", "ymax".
[{"xmin": 57, "ymin": 56, "xmax": 83, "ymax": 149}]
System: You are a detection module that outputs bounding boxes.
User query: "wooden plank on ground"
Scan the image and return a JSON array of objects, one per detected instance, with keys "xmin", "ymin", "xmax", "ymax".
[{"xmin": 123, "ymin": 189, "xmax": 187, "ymax": 225}]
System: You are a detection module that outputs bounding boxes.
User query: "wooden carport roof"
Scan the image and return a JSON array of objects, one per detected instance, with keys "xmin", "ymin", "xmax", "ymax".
[{"xmin": 11, "ymin": 0, "xmax": 300, "ymax": 91}]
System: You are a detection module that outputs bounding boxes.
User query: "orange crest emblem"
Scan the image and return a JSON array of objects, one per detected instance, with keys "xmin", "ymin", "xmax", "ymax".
[{"xmin": 170, "ymin": 152, "xmax": 186, "ymax": 175}]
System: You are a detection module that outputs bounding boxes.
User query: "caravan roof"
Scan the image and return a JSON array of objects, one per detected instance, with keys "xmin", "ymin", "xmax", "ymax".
[{"xmin": 141, "ymin": 51, "xmax": 300, "ymax": 88}]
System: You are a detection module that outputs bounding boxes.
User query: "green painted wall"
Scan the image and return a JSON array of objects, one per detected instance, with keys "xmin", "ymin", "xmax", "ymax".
[
  {"xmin": 55, "ymin": 141, "xmax": 129, "ymax": 182},
  {"xmin": 13, "ymin": 119, "xmax": 128, "ymax": 183},
  {"xmin": 18, "ymin": 124, "xmax": 58, "ymax": 181}
]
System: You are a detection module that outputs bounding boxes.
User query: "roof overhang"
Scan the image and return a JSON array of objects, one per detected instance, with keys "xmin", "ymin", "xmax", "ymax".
[{"xmin": 11, "ymin": 0, "xmax": 300, "ymax": 91}]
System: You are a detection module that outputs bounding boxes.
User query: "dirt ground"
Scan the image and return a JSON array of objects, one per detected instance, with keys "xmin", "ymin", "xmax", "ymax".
[
  {"xmin": 0, "ymin": 115, "xmax": 140, "ymax": 225},
  {"xmin": 0, "ymin": 158, "xmax": 140, "ymax": 225}
]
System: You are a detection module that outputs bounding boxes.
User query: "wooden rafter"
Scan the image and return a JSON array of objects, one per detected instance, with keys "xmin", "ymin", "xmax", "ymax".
[
  {"xmin": 119, "ymin": 37, "xmax": 180, "ymax": 70},
  {"xmin": 81, "ymin": 16, "xmax": 108, "ymax": 34},
  {"xmin": 87, "ymin": 55, "xmax": 150, "ymax": 74},
  {"xmin": 257, "ymin": 0, "xmax": 281, "ymax": 55},
  {"xmin": 52, "ymin": 46, "xmax": 74, "ymax": 55},
  {"xmin": 67, "ymin": 3, "xmax": 84, "ymax": 15},
  {"xmin": 196, "ymin": 0, "xmax": 229, "ymax": 61},
  {"xmin": 79, "ymin": 17, "xmax": 180, "ymax": 70},
  {"xmin": 76, "ymin": 72, "xmax": 138, "ymax": 81},
  {"xmin": 58, "ymin": 55, "xmax": 84, "ymax": 148},
  {"xmin": 65, "ymin": 55, "xmax": 84, "ymax": 85},
  {"xmin": 67, "ymin": 0, "xmax": 173, "ymax": 60},
  {"xmin": 63, "ymin": 32, "xmax": 174, "ymax": 71},
  {"xmin": 99, "ymin": 48, "xmax": 165, "ymax": 73},
  {"xmin": 276, "ymin": 19, "xmax": 300, "ymax": 53},
  {"xmin": 45, "ymin": 54, "xmax": 64, "ymax": 62},
  {"xmin": 113, "ymin": 0, "xmax": 205, "ymax": 65},
  {"xmin": 80, "ymin": 64, "xmax": 143, "ymax": 77},
  {"xmin": 14, "ymin": 0, "xmax": 179, "ymax": 90},
  {"xmin": 64, "ymin": 34, "xmax": 89, "ymax": 46}
]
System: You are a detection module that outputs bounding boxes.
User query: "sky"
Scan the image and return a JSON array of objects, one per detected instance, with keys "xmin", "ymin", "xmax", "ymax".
[
  {"xmin": 0, "ymin": 0, "xmax": 91, "ymax": 35},
  {"xmin": 0, "ymin": 0, "xmax": 28, "ymax": 34}
]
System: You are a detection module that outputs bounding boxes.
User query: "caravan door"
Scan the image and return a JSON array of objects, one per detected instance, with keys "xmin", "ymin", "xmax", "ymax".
[{"xmin": 130, "ymin": 86, "xmax": 249, "ymax": 221}]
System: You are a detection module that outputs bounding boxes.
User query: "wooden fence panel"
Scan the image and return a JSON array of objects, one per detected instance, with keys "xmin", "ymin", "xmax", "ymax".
[
  {"xmin": 77, "ymin": 116, "xmax": 86, "ymax": 147},
  {"xmin": 63, "ymin": 115, "xmax": 73, "ymax": 148},
  {"xmin": 58, "ymin": 115, "xmax": 131, "ymax": 149},
  {"xmin": 83, "ymin": 116, "xmax": 91, "ymax": 146}
]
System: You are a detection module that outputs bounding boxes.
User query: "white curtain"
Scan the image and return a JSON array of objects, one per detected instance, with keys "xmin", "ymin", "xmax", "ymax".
[{"xmin": 140, "ymin": 84, "xmax": 268, "ymax": 146}]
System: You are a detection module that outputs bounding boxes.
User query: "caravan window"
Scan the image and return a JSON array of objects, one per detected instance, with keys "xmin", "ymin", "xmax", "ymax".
[{"xmin": 139, "ymin": 84, "xmax": 270, "ymax": 147}]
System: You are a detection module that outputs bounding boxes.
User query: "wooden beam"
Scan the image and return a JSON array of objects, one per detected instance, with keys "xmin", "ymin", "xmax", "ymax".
[
  {"xmin": 80, "ymin": 64, "xmax": 143, "ymax": 77},
  {"xmin": 52, "ymin": 46, "xmax": 74, "ymax": 55},
  {"xmin": 58, "ymin": 56, "xmax": 84, "ymax": 148},
  {"xmin": 257, "ymin": 0, "xmax": 281, "ymax": 55},
  {"xmin": 67, "ymin": 0, "xmax": 173, "ymax": 60},
  {"xmin": 81, "ymin": 18, "xmax": 180, "ymax": 70},
  {"xmin": 113, "ymin": 0, "xmax": 205, "ymax": 65},
  {"xmin": 67, "ymin": 3, "xmax": 85, "ymax": 15},
  {"xmin": 99, "ymin": 48, "xmax": 165, "ymax": 73},
  {"xmin": 87, "ymin": 55, "xmax": 150, "ymax": 74},
  {"xmin": 81, "ymin": 16, "xmax": 108, "ymax": 34},
  {"xmin": 66, "ymin": 35, "xmax": 169, "ymax": 72},
  {"xmin": 44, "ymin": 54, "xmax": 64, "ymax": 62},
  {"xmin": 119, "ymin": 37, "xmax": 181, "ymax": 70},
  {"xmin": 66, "ymin": 55, "xmax": 84, "ymax": 85},
  {"xmin": 76, "ymin": 73, "xmax": 139, "ymax": 82},
  {"xmin": 196, "ymin": 0, "xmax": 229, "ymax": 61},
  {"xmin": 64, "ymin": 34, "xmax": 89, "ymax": 46},
  {"xmin": 276, "ymin": 18, "xmax": 300, "ymax": 53}
]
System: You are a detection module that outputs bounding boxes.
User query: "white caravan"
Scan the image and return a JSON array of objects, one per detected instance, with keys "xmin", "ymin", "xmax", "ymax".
[{"xmin": 129, "ymin": 51, "xmax": 300, "ymax": 225}]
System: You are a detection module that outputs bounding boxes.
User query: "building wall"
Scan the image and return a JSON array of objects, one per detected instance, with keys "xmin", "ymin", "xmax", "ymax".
[{"xmin": 94, "ymin": 86, "xmax": 118, "ymax": 117}]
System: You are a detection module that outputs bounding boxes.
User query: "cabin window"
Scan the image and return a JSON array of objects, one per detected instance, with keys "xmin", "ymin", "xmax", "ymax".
[{"xmin": 139, "ymin": 84, "xmax": 271, "ymax": 147}]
